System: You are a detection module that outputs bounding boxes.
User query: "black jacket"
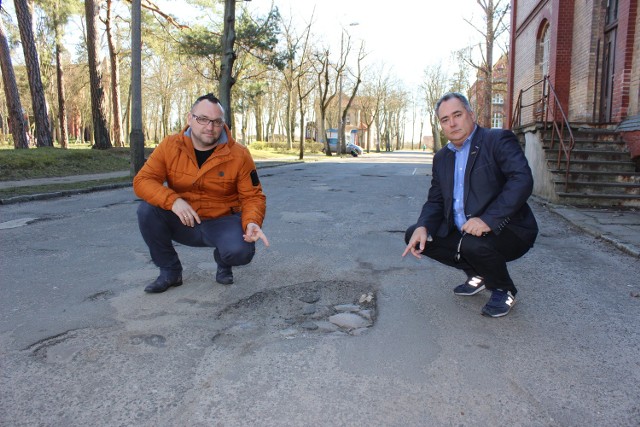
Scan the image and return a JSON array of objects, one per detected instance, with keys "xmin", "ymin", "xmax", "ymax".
[{"xmin": 417, "ymin": 126, "xmax": 538, "ymax": 246}]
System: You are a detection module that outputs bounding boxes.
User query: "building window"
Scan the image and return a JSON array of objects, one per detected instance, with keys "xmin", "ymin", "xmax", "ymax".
[
  {"xmin": 606, "ymin": 0, "xmax": 618, "ymax": 25},
  {"xmin": 492, "ymin": 93, "xmax": 504, "ymax": 104},
  {"xmin": 541, "ymin": 24, "xmax": 550, "ymax": 78},
  {"xmin": 491, "ymin": 112, "xmax": 503, "ymax": 128}
]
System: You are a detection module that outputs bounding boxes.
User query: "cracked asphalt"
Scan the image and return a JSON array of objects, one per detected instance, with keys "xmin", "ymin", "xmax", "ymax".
[{"xmin": 0, "ymin": 152, "xmax": 638, "ymax": 426}]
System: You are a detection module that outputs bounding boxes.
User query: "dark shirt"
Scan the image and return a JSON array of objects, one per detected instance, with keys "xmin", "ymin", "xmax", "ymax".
[{"xmin": 195, "ymin": 147, "xmax": 215, "ymax": 168}]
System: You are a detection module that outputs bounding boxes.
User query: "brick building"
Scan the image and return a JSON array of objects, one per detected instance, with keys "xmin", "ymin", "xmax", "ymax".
[
  {"xmin": 507, "ymin": 0, "xmax": 639, "ymax": 207},
  {"xmin": 508, "ymin": 0, "xmax": 639, "ymax": 125},
  {"xmin": 469, "ymin": 54, "xmax": 509, "ymax": 128}
]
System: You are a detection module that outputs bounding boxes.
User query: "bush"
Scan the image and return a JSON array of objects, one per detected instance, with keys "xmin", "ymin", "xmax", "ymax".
[
  {"xmin": 250, "ymin": 141, "xmax": 266, "ymax": 150},
  {"xmin": 249, "ymin": 140, "xmax": 325, "ymax": 153}
]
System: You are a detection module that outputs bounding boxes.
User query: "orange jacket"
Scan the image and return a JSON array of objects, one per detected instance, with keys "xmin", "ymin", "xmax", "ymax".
[{"xmin": 133, "ymin": 126, "xmax": 266, "ymax": 230}]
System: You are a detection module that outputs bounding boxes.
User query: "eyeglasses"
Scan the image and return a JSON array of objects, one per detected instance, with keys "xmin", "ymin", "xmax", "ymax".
[{"xmin": 191, "ymin": 114, "xmax": 224, "ymax": 128}]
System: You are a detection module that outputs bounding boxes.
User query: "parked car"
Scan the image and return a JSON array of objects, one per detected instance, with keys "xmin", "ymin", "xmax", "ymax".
[
  {"xmin": 346, "ymin": 143, "xmax": 363, "ymax": 157},
  {"xmin": 325, "ymin": 140, "xmax": 363, "ymax": 156}
]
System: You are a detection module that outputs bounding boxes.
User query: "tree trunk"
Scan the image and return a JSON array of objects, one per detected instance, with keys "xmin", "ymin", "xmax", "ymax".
[
  {"xmin": 14, "ymin": 0, "xmax": 53, "ymax": 147},
  {"xmin": 85, "ymin": 0, "xmax": 112, "ymax": 149},
  {"xmin": 219, "ymin": 0, "xmax": 237, "ymax": 128},
  {"xmin": 0, "ymin": 18, "xmax": 29, "ymax": 149},
  {"xmin": 55, "ymin": 35, "xmax": 68, "ymax": 148},
  {"xmin": 106, "ymin": 0, "xmax": 124, "ymax": 147},
  {"xmin": 283, "ymin": 72, "xmax": 293, "ymax": 149},
  {"xmin": 254, "ymin": 99, "xmax": 263, "ymax": 141},
  {"xmin": 298, "ymin": 109, "xmax": 305, "ymax": 160}
]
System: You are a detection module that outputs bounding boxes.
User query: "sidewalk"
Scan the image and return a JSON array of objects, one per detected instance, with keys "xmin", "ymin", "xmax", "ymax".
[
  {"xmin": 533, "ymin": 196, "xmax": 640, "ymax": 258},
  {"xmin": 0, "ymin": 159, "xmax": 300, "ymax": 204},
  {"xmin": 0, "ymin": 160, "xmax": 299, "ymax": 191},
  {"xmin": 0, "ymin": 164, "xmax": 638, "ymax": 258}
]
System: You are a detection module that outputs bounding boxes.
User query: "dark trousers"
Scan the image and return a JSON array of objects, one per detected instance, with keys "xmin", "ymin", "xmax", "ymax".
[
  {"xmin": 405, "ymin": 224, "xmax": 532, "ymax": 295},
  {"xmin": 137, "ymin": 201, "xmax": 255, "ymax": 276}
]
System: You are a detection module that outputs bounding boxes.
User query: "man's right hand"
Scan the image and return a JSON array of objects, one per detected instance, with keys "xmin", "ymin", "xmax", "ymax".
[
  {"xmin": 172, "ymin": 198, "xmax": 201, "ymax": 227},
  {"xmin": 402, "ymin": 226, "xmax": 428, "ymax": 259}
]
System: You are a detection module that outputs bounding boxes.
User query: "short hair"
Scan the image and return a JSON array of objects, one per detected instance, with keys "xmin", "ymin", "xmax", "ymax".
[
  {"xmin": 191, "ymin": 93, "xmax": 225, "ymax": 118},
  {"xmin": 435, "ymin": 92, "xmax": 473, "ymax": 117}
]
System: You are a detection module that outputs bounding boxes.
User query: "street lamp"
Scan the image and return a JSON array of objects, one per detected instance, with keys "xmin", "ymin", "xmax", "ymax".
[{"xmin": 337, "ymin": 22, "xmax": 359, "ymax": 156}]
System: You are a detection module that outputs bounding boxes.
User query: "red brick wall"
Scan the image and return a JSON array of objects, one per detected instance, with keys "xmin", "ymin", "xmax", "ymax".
[
  {"xmin": 548, "ymin": 0, "xmax": 575, "ymax": 120},
  {"xmin": 630, "ymin": 7, "xmax": 640, "ymax": 116},
  {"xmin": 509, "ymin": 0, "xmax": 553, "ymax": 125},
  {"xmin": 611, "ymin": 0, "xmax": 639, "ymax": 120},
  {"xmin": 622, "ymin": 130, "xmax": 640, "ymax": 159},
  {"xmin": 568, "ymin": 0, "xmax": 600, "ymax": 121},
  {"xmin": 510, "ymin": 0, "xmax": 639, "ymax": 125}
]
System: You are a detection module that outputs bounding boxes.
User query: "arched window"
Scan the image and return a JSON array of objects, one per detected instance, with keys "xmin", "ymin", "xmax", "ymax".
[
  {"xmin": 533, "ymin": 21, "xmax": 551, "ymax": 120},
  {"xmin": 537, "ymin": 22, "xmax": 550, "ymax": 79}
]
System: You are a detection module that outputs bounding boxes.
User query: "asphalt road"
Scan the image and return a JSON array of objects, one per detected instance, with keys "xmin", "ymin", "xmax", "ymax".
[{"xmin": 1, "ymin": 151, "xmax": 638, "ymax": 426}]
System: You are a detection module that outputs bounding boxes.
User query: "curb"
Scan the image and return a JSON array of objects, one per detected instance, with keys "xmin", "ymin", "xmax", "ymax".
[
  {"xmin": 0, "ymin": 160, "xmax": 301, "ymax": 205},
  {"xmin": 0, "ymin": 182, "xmax": 134, "ymax": 205}
]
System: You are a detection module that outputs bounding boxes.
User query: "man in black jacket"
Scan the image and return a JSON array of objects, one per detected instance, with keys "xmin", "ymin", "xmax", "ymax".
[{"xmin": 402, "ymin": 92, "xmax": 538, "ymax": 317}]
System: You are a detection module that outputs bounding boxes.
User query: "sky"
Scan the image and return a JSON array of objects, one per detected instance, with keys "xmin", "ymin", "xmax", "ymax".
[
  {"xmin": 154, "ymin": 0, "xmax": 489, "ymax": 90},
  {"xmin": 2, "ymin": 0, "xmax": 488, "ymax": 90},
  {"xmin": 251, "ymin": 0, "xmax": 488, "ymax": 89}
]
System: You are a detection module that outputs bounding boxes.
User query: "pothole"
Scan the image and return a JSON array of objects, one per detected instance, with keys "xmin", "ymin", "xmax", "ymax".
[
  {"xmin": 214, "ymin": 281, "xmax": 377, "ymax": 342},
  {"xmin": 27, "ymin": 330, "xmax": 82, "ymax": 363}
]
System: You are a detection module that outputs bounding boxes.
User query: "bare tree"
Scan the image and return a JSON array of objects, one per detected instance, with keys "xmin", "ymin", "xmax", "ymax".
[
  {"xmin": 312, "ymin": 46, "xmax": 340, "ymax": 156},
  {"xmin": 291, "ymin": 18, "xmax": 314, "ymax": 159},
  {"xmin": 354, "ymin": 64, "xmax": 385, "ymax": 153},
  {"xmin": 421, "ymin": 63, "xmax": 449, "ymax": 151},
  {"xmin": 339, "ymin": 39, "xmax": 366, "ymax": 154},
  {"xmin": 278, "ymin": 15, "xmax": 300, "ymax": 150},
  {"xmin": 13, "ymin": 0, "xmax": 52, "ymax": 147},
  {"xmin": 0, "ymin": 15, "xmax": 29, "ymax": 148},
  {"xmin": 464, "ymin": 0, "xmax": 510, "ymax": 127},
  {"xmin": 85, "ymin": 0, "xmax": 112, "ymax": 149}
]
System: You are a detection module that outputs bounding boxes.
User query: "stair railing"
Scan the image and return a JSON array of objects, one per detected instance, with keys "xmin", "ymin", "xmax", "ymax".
[{"xmin": 511, "ymin": 76, "xmax": 576, "ymax": 191}]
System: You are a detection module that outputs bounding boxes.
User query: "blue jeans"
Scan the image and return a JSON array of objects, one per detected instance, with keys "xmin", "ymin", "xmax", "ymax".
[{"xmin": 137, "ymin": 201, "xmax": 255, "ymax": 276}]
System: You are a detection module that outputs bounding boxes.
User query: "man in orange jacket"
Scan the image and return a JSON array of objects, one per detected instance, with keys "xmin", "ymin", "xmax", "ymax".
[{"xmin": 133, "ymin": 93, "xmax": 269, "ymax": 293}]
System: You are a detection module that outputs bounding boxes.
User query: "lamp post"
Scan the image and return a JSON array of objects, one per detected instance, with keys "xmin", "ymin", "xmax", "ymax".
[
  {"xmin": 220, "ymin": 0, "xmax": 252, "ymax": 129},
  {"xmin": 336, "ymin": 22, "xmax": 359, "ymax": 156},
  {"xmin": 337, "ymin": 31, "xmax": 344, "ymax": 155}
]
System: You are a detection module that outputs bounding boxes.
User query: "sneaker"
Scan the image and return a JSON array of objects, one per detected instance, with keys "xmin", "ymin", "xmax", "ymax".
[
  {"xmin": 481, "ymin": 289, "xmax": 516, "ymax": 318},
  {"xmin": 453, "ymin": 276, "xmax": 485, "ymax": 296}
]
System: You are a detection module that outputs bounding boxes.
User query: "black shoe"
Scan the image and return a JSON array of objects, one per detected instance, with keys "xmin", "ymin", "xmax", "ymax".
[
  {"xmin": 216, "ymin": 265, "xmax": 234, "ymax": 285},
  {"xmin": 453, "ymin": 276, "xmax": 486, "ymax": 296},
  {"xmin": 144, "ymin": 275, "xmax": 183, "ymax": 293}
]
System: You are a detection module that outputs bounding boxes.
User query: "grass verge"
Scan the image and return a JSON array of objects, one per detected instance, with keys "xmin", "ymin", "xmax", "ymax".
[
  {"xmin": 0, "ymin": 176, "xmax": 133, "ymax": 202},
  {"xmin": 0, "ymin": 146, "xmax": 136, "ymax": 181},
  {"xmin": 0, "ymin": 145, "xmax": 305, "ymax": 200}
]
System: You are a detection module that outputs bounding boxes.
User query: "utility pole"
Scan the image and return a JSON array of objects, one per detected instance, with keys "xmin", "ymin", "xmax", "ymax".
[
  {"xmin": 337, "ymin": 31, "xmax": 344, "ymax": 156},
  {"xmin": 219, "ymin": 0, "xmax": 251, "ymax": 129},
  {"xmin": 130, "ymin": 0, "xmax": 144, "ymax": 175},
  {"xmin": 337, "ymin": 23, "xmax": 359, "ymax": 156},
  {"xmin": 219, "ymin": 0, "xmax": 236, "ymax": 128}
]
